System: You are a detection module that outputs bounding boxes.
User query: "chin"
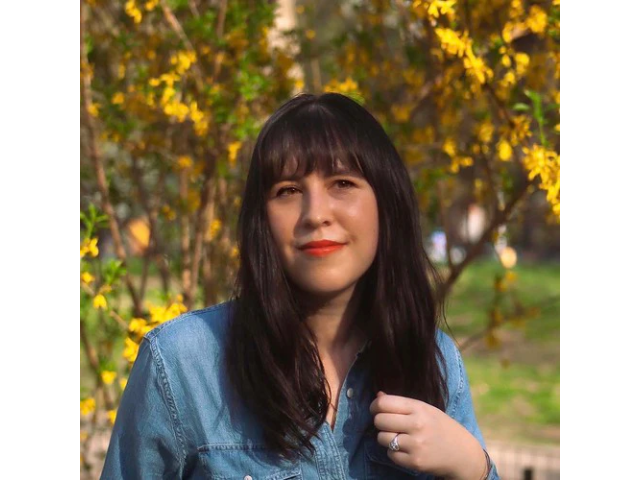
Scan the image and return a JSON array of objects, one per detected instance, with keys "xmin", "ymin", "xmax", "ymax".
[{"xmin": 293, "ymin": 278, "xmax": 358, "ymax": 297}]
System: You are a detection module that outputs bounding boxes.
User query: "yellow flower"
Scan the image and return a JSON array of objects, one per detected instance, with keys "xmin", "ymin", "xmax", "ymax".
[
  {"xmin": 391, "ymin": 104, "xmax": 412, "ymax": 123},
  {"xmin": 177, "ymin": 155, "xmax": 193, "ymax": 170},
  {"xmin": 526, "ymin": 5, "xmax": 548, "ymax": 34},
  {"xmin": 120, "ymin": 378, "xmax": 128, "ymax": 391},
  {"xmin": 514, "ymin": 53, "xmax": 530, "ymax": 77},
  {"xmin": 521, "ymin": 144, "xmax": 560, "ymax": 216},
  {"xmin": 189, "ymin": 101, "xmax": 204, "ymax": 124},
  {"xmin": 80, "ymin": 238, "xmax": 99, "ymax": 258},
  {"xmin": 93, "ymin": 294, "xmax": 107, "ymax": 310},
  {"xmin": 323, "ymin": 77, "xmax": 359, "ymax": 95},
  {"xmin": 80, "ymin": 398, "xmax": 96, "ymax": 416},
  {"xmin": 101, "ymin": 370, "xmax": 117, "ymax": 385},
  {"xmin": 165, "ymin": 302, "xmax": 187, "ymax": 321},
  {"xmin": 148, "ymin": 300, "xmax": 187, "ymax": 324},
  {"xmin": 144, "ymin": 0, "xmax": 158, "ymax": 10},
  {"xmin": 164, "ymin": 100, "xmax": 190, "ymax": 122},
  {"xmin": 305, "ymin": 29, "xmax": 316, "ymax": 40},
  {"xmin": 160, "ymin": 86, "xmax": 176, "ymax": 105},
  {"xmin": 463, "ymin": 52, "xmax": 493, "ymax": 84},
  {"xmin": 293, "ymin": 78, "xmax": 305, "ymax": 91},
  {"xmin": 128, "ymin": 317, "xmax": 149, "ymax": 335},
  {"xmin": 442, "ymin": 137, "xmax": 457, "ymax": 157},
  {"xmin": 87, "ymin": 102, "xmax": 100, "ymax": 117},
  {"xmin": 228, "ymin": 141, "xmax": 242, "ymax": 167},
  {"xmin": 497, "ymin": 139, "xmax": 513, "ymax": 161},
  {"xmin": 435, "ymin": 28, "xmax": 469, "ymax": 57},
  {"xmin": 230, "ymin": 246, "xmax": 239, "ymax": 259},
  {"xmin": 477, "ymin": 120, "xmax": 494, "ymax": 144},
  {"xmin": 81, "ymin": 271, "xmax": 95, "ymax": 285},
  {"xmin": 111, "ymin": 92, "xmax": 125, "ymax": 105},
  {"xmin": 124, "ymin": 0, "xmax": 142, "ymax": 24},
  {"xmin": 159, "ymin": 72, "xmax": 179, "ymax": 87},
  {"xmin": 449, "ymin": 156, "xmax": 473, "ymax": 173},
  {"xmin": 412, "ymin": 0, "xmax": 457, "ymax": 20},
  {"xmin": 123, "ymin": 337, "xmax": 140, "ymax": 363},
  {"xmin": 209, "ymin": 219, "xmax": 222, "ymax": 239},
  {"xmin": 503, "ymin": 115, "xmax": 532, "ymax": 145},
  {"xmin": 171, "ymin": 50, "xmax": 197, "ymax": 75},
  {"xmin": 107, "ymin": 409, "xmax": 117, "ymax": 425}
]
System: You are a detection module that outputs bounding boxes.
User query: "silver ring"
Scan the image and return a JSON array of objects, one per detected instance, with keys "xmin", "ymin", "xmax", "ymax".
[{"xmin": 388, "ymin": 433, "xmax": 400, "ymax": 451}]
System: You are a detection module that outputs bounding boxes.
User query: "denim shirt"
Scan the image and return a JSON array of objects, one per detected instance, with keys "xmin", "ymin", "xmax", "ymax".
[{"xmin": 101, "ymin": 301, "xmax": 499, "ymax": 479}]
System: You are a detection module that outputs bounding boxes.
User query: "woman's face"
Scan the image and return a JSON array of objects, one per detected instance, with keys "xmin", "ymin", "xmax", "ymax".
[{"xmin": 266, "ymin": 161, "xmax": 379, "ymax": 298}]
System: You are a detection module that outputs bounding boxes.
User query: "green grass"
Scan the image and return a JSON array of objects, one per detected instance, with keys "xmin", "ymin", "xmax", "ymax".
[
  {"xmin": 443, "ymin": 259, "xmax": 559, "ymax": 342},
  {"xmin": 442, "ymin": 259, "xmax": 560, "ymax": 444}
]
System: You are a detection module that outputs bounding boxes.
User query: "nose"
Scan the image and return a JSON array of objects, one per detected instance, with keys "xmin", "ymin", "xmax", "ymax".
[{"xmin": 299, "ymin": 183, "xmax": 333, "ymax": 229}]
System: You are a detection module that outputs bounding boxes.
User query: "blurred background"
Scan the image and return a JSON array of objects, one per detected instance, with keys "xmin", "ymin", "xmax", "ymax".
[{"xmin": 80, "ymin": 0, "xmax": 559, "ymax": 478}]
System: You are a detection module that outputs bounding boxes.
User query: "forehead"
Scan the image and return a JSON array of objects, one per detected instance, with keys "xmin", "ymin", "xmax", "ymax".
[{"xmin": 277, "ymin": 157, "xmax": 356, "ymax": 180}]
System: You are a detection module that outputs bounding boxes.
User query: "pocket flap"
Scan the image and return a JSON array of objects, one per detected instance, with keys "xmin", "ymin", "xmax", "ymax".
[{"xmin": 198, "ymin": 444, "xmax": 302, "ymax": 480}]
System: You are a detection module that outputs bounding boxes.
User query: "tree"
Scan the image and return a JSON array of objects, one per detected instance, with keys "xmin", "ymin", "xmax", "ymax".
[{"xmin": 80, "ymin": 0, "xmax": 559, "ymax": 474}]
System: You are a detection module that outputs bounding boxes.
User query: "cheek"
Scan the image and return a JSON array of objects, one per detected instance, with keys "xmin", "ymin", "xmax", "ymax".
[
  {"xmin": 266, "ymin": 208, "xmax": 292, "ymax": 252},
  {"xmin": 342, "ymin": 194, "xmax": 379, "ymax": 257}
]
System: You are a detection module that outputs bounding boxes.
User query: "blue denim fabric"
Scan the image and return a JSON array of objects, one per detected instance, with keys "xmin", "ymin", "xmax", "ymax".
[{"xmin": 101, "ymin": 300, "xmax": 499, "ymax": 479}]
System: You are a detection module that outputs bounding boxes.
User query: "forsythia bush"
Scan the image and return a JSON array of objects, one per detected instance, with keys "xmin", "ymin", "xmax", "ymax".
[{"xmin": 80, "ymin": 0, "xmax": 558, "ymax": 475}]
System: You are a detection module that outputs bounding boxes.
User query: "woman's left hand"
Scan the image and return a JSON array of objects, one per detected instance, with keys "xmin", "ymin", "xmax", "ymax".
[{"xmin": 369, "ymin": 391, "xmax": 487, "ymax": 480}]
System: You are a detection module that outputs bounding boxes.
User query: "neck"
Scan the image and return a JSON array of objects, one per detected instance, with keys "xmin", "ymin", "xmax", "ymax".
[{"xmin": 299, "ymin": 282, "xmax": 367, "ymax": 357}]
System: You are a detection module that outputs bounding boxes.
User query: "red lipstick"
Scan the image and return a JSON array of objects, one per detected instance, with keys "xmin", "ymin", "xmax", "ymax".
[{"xmin": 299, "ymin": 239, "xmax": 346, "ymax": 257}]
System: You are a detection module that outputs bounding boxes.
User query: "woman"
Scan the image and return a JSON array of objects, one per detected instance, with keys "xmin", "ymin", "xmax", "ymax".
[{"xmin": 101, "ymin": 93, "xmax": 499, "ymax": 479}]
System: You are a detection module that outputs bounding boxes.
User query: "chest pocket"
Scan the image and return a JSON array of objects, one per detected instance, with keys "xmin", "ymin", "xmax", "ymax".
[
  {"xmin": 197, "ymin": 444, "xmax": 302, "ymax": 480},
  {"xmin": 364, "ymin": 438, "xmax": 429, "ymax": 479}
]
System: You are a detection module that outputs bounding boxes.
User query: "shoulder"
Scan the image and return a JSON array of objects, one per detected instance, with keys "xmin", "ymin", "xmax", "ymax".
[
  {"xmin": 435, "ymin": 328, "xmax": 466, "ymax": 413},
  {"xmin": 142, "ymin": 299, "xmax": 236, "ymax": 363}
]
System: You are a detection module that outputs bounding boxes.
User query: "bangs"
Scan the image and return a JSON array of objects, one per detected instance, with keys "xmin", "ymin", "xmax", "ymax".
[{"xmin": 257, "ymin": 103, "xmax": 366, "ymax": 189}]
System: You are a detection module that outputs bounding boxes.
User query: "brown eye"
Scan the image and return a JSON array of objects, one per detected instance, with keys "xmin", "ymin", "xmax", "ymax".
[
  {"xmin": 335, "ymin": 179, "xmax": 355, "ymax": 189},
  {"xmin": 276, "ymin": 186, "xmax": 299, "ymax": 197}
]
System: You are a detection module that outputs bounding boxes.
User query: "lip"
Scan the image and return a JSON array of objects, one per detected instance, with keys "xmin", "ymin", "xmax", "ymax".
[
  {"xmin": 300, "ymin": 239, "xmax": 345, "ymax": 248},
  {"xmin": 299, "ymin": 239, "xmax": 346, "ymax": 257}
]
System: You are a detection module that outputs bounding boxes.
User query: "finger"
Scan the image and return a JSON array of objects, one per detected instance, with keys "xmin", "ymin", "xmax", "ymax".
[
  {"xmin": 373, "ymin": 412, "xmax": 415, "ymax": 434},
  {"xmin": 370, "ymin": 393, "xmax": 416, "ymax": 415},
  {"xmin": 376, "ymin": 431, "xmax": 414, "ymax": 453}
]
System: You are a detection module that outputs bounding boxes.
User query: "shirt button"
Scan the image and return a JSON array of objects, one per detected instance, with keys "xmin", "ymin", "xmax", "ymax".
[
  {"xmin": 346, "ymin": 387, "xmax": 354, "ymax": 398},
  {"xmin": 244, "ymin": 476, "xmax": 252, "ymax": 480}
]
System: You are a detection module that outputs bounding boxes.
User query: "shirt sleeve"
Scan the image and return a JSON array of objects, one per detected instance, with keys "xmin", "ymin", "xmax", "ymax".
[
  {"xmin": 100, "ymin": 336, "xmax": 185, "ymax": 479},
  {"xmin": 445, "ymin": 341, "xmax": 500, "ymax": 480}
]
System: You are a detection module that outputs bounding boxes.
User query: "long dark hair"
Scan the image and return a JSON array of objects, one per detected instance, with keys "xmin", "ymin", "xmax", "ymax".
[{"xmin": 225, "ymin": 93, "xmax": 447, "ymax": 461}]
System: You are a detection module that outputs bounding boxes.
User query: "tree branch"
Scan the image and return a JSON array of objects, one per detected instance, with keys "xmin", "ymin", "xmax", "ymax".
[{"xmin": 81, "ymin": 8, "xmax": 142, "ymax": 316}]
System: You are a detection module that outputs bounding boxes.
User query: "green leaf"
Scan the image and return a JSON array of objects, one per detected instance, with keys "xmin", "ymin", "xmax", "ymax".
[{"xmin": 512, "ymin": 103, "xmax": 530, "ymax": 112}]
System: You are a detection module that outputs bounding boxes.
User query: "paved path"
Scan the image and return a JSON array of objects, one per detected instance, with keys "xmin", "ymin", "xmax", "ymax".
[{"xmin": 486, "ymin": 440, "xmax": 560, "ymax": 480}]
